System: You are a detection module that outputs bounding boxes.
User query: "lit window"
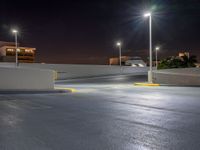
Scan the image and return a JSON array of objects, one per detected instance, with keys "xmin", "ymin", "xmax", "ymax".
[
  {"xmin": 25, "ymin": 49, "xmax": 33, "ymax": 53},
  {"xmin": 7, "ymin": 48, "xmax": 14, "ymax": 52}
]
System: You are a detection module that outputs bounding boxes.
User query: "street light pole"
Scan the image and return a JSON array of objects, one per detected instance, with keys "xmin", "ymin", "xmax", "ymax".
[
  {"xmin": 12, "ymin": 29, "xmax": 18, "ymax": 67},
  {"xmin": 119, "ymin": 45, "xmax": 122, "ymax": 67},
  {"xmin": 116, "ymin": 42, "xmax": 122, "ymax": 73},
  {"xmin": 155, "ymin": 47, "xmax": 160, "ymax": 70},
  {"xmin": 116, "ymin": 42, "xmax": 122, "ymax": 67},
  {"xmin": 144, "ymin": 12, "xmax": 152, "ymax": 83}
]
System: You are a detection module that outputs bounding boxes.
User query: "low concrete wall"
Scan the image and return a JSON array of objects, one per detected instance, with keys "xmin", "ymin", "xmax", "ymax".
[
  {"xmin": 0, "ymin": 67, "xmax": 54, "ymax": 90},
  {"xmin": 0, "ymin": 63, "xmax": 148, "ymax": 80},
  {"xmin": 54, "ymin": 66, "xmax": 148, "ymax": 80},
  {"xmin": 152, "ymin": 68, "xmax": 200, "ymax": 85}
]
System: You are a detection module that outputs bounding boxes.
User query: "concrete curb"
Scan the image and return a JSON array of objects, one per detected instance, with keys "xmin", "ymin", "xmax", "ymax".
[
  {"xmin": 158, "ymin": 84, "xmax": 200, "ymax": 87},
  {"xmin": 0, "ymin": 89, "xmax": 72, "ymax": 95},
  {"xmin": 54, "ymin": 87, "xmax": 77, "ymax": 93},
  {"xmin": 134, "ymin": 83, "xmax": 200, "ymax": 87},
  {"xmin": 134, "ymin": 82, "xmax": 160, "ymax": 86}
]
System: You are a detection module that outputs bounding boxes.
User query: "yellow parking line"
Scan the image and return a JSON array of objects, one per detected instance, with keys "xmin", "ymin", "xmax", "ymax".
[
  {"xmin": 54, "ymin": 87, "xmax": 78, "ymax": 93},
  {"xmin": 134, "ymin": 82, "xmax": 160, "ymax": 86}
]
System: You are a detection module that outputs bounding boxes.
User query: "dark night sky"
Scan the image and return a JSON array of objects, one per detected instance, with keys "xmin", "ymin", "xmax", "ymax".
[{"xmin": 0, "ymin": 0, "xmax": 200, "ymax": 64}]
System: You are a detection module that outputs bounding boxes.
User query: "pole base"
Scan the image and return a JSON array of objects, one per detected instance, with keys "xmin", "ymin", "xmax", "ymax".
[{"xmin": 148, "ymin": 71, "xmax": 153, "ymax": 83}]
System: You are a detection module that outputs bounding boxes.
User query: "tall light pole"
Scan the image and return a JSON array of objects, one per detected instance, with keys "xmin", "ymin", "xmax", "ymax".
[
  {"xmin": 155, "ymin": 46, "xmax": 160, "ymax": 70},
  {"xmin": 116, "ymin": 42, "xmax": 122, "ymax": 67},
  {"xmin": 12, "ymin": 29, "xmax": 18, "ymax": 67},
  {"xmin": 144, "ymin": 12, "xmax": 152, "ymax": 83}
]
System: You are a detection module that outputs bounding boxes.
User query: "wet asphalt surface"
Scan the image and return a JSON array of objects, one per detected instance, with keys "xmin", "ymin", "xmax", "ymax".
[{"xmin": 1, "ymin": 75, "xmax": 200, "ymax": 150}]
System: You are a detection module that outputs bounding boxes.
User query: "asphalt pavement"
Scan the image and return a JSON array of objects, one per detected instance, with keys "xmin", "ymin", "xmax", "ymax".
[{"xmin": 1, "ymin": 75, "xmax": 200, "ymax": 150}]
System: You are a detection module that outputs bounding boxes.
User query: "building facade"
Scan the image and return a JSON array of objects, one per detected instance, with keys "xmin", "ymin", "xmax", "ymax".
[
  {"xmin": 179, "ymin": 52, "xmax": 190, "ymax": 58},
  {"xmin": 109, "ymin": 56, "xmax": 130, "ymax": 65},
  {"xmin": 109, "ymin": 56, "xmax": 146, "ymax": 67},
  {"xmin": 0, "ymin": 41, "xmax": 36, "ymax": 63}
]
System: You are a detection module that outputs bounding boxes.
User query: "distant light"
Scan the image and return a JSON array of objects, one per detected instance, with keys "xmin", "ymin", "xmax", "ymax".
[
  {"xmin": 144, "ymin": 12, "xmax": 151, "ymax": 17},
  {"xmin": 155, "ymin": 47, "xmax": 160, "ymax": 51},
  {"xmin": 131, "ymin": 64, "xmax": 137, "ymax": 67},
  {"xmin": 12, "ymin": 29, "xmax": 18, "ymax": 33},
  {"xmin": 138, "ymin": 64, "xmax": 144, "ymax": 67},
  {"xmin": 116, "ymin": 42, "xmax": 121, "ymax": 46}
]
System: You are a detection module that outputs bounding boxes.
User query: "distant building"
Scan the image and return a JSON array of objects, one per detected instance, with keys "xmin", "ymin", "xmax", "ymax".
[
  {"xmin": 179, "ymin": 52, "xmax": 190, "ymax": 58},
  {"xmin": 109, "ymin": 56, "xmax": 146, "ymax": 67},
  {"xmin": 125, "ymin": 57, "xmax": 146, "ymax": 67},
  {"xmin": 0, "ymin": 41, "xmax": 36, "ymax": 63},
  {"xmin": 195, "ymin": 63, "xmax": 200, "ymax": 67},
  {"xmin": 109, "ymin": 56, "xmax": 130, "ymax": 65}
]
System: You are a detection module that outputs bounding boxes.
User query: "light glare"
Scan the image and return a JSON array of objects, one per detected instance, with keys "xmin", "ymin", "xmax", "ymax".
[
  {"xmin": 155, "ymin": 47, "xmax": 160, "ymax": 51},
  {"xmin": 144, "ymin": 12, "xmax": 151, "ymax": 17},
  {"xmin": 12, "ymin": 29, "xmax": 18, "ymax": 33},
  {"xmin": 138, "ymin": 64, "xmax": 144, "ymax": 67},
  {"xmin": 116, "ymin": 42, "xmax": 121, "ymax": 46}
]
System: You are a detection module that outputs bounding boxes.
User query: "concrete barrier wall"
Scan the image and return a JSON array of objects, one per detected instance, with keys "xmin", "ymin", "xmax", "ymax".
[
  {"xmin": 0, "ymin": 63, "xmax": 148, "ymax": 80},
  {"xmin": 152, "ymin": 68, "xmax": 200, "ymax": 85},
  {"xmin": 53, "ymin": 65, "xmax": 148, "ymax": 80},
  {"xmin": 0, "ymin": 67, "xmax": 54, "ymax": 90}
]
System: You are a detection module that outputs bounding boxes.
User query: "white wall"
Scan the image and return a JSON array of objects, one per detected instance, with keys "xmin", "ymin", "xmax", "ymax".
[
  {"xmin": 0, "ymin": 67, "xmax": 54, "ymax": 90},
  {"xmin": 22, "ymin": 63, "xmax": 148, "ymax": 80},
  {"xmin": 152, "ymin": 68, "xmax": 200, "ymax": 85},
  {"xmin": 0, "ymin": 63, "xmax": 148, "ymax": 80}
]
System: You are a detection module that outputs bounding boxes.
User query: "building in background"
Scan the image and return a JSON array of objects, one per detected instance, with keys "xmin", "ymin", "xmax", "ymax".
[
  {"xmin": 125, "ymin": 56, "xmax": 146, "ymax": 67},
  {"xmin": 195, "ymin": 63, "xmax": 200, "ymax": 67},
  {"xmin": 0, "ymin": 41, "xmax": 36, "ymax": 63},
  {"xmin": 109, "ymin": 56, "xmax": 146, "ymax": 67},
  {"xmin": 179, "ymin": 52, "xmax": 190, "ymax": 58},
  {"xmin": 109, "ymin": 56, "xmax": 130, "ymax": 65}
]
